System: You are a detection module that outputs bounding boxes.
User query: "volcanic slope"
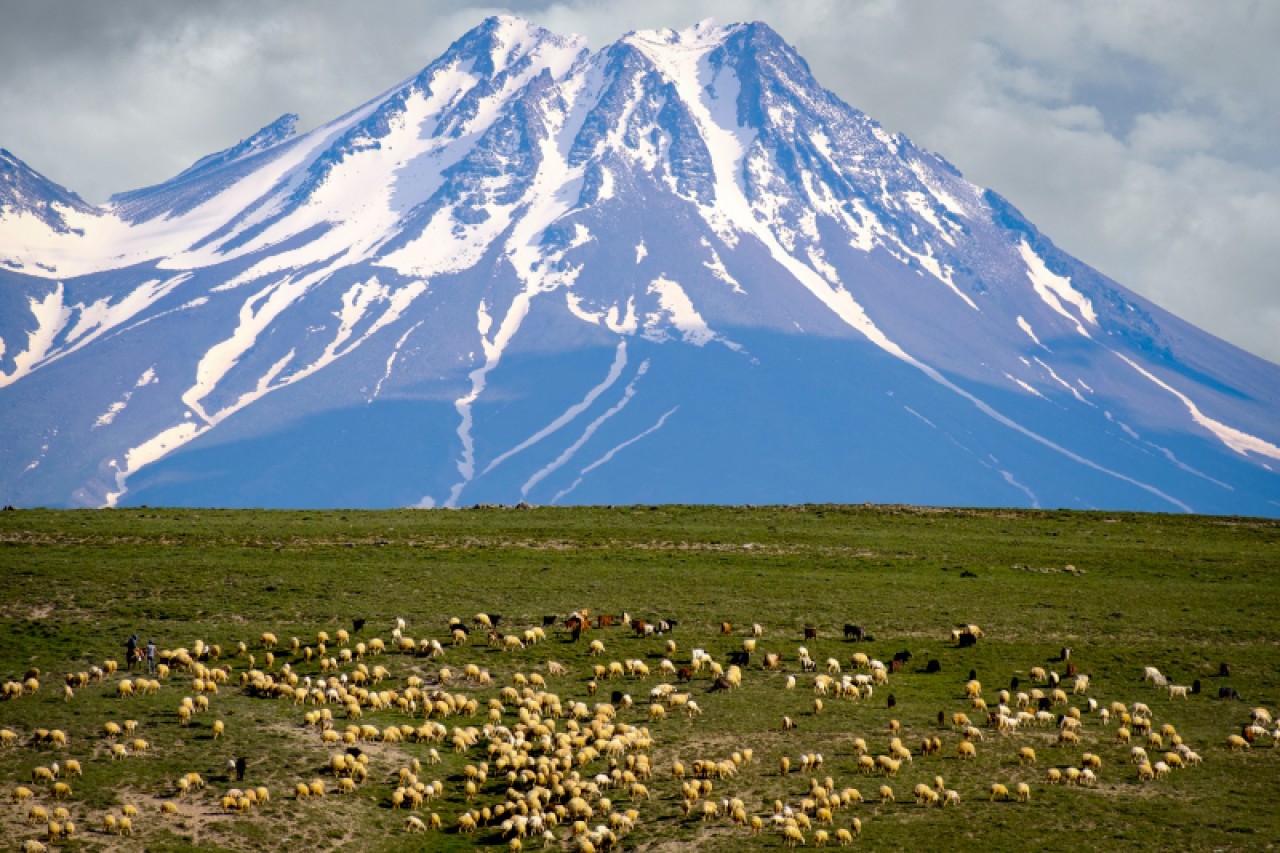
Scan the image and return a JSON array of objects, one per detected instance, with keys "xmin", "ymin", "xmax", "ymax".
[{"xmin": 1, "ymin": 17, "xmax": 1277, "ymax": 514}]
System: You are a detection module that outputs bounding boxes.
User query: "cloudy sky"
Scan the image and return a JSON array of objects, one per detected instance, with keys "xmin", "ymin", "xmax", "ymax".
[{"xmin": 2, "ymin": 0, "xmax": 1276, "ymax": 364}]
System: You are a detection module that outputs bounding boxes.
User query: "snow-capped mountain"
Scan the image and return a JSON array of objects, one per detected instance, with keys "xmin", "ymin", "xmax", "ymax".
[{"xmin": 2, "ymin": 16, "xmax": 1278, "ymax": 515}]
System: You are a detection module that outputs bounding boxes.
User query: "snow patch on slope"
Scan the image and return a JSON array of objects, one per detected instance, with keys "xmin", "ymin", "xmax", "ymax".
[
  {"xmin": 643, "ymin": 275, "xmax": 740, "ymax": 350},
  {"xmin": 552, "ymin": 405, "xmax": 679, "ymax": 503},
  {"xmin": 0, "ymin": 284, "xmax": 71, "ymax": 388},
  {"xmin": 483, "ymin": 340, "xmax": 629, "ymax": 475},
  {"xmin": 520, "ymin": 359, "xmax": 650, "ymax": 498},
  {"xmin": 1019, "ymin": 241, "xmax": 1097, "ymax": 336},
  {"xmin": 1115, "ymin": 353, "xmax": 1280, "ymax": 463},
  {"xmin": 93, "ymin": 367, "xmax": 158, "ymax": 428}
]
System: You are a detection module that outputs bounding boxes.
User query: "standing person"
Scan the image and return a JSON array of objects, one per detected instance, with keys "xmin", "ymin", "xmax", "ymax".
[
  {"xmin": 125, "ymin": 634, "xmax": 139, "ymax": 671},
  {"xmin": 146, "ymin": 639, "xmax": 157, "ymax": 674}
]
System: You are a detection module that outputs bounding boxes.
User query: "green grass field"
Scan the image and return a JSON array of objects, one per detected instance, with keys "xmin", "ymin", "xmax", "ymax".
[{"xmin": 1, "ymin": 505, "xmax": 1277, "ymax": 851}]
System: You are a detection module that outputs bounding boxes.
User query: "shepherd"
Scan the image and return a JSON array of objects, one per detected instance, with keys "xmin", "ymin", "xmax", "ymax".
[{"xmin": 125, "ymin": 634, "xmax": 139, "ymax": 670}]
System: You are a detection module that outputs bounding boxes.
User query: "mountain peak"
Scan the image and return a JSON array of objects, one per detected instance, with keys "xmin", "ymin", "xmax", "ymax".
[
  {"xmin": 174, "ymin": 112, "xmax": 300, "ymax": 181},
  {"xmin": 450, "ymin": 15, "xmax": 587, "ymax": 76},
  {"xmin": 0, "ymin": 147, "xmax": 95, "ymax": 232}
]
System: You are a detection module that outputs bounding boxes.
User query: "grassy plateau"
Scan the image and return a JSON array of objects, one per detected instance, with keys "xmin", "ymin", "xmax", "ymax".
[{"xmin": 0, "ymin": 504, "xmax": 1277, "ymax": 851}]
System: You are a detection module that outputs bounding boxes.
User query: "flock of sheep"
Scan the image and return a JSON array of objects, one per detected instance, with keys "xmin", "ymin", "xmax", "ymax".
[{"xmin": 1, "ymin": 612, "xmax": 1275, "ymax": 850}]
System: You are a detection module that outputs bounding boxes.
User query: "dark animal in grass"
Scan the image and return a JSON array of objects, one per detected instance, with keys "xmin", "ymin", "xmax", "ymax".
[
  {"xmin": 893, "ymin": 650, "xmax": 912, "ymax": 663},
  {"xmin": 891, "ymin": 659, "xmax": 903, "ymax": 673},
  {"xmin": 345, "ymin": 747, "xmax": 363, "ymax": 760},
  {"xmin": 969, "ymin": 669, "xmax": 977, "ymax": 682},
  {"xmin": 229, "ymin": 756, "xmax": 246, "ymax": 781},
  {"xmin": 611, "ymin": 690, "xmax": 625, "ymax": 705},
  {"xmin": 488, "ymin": 614, "xmax": 502, "ymax": 627},
  {"xmin": 1038, "ymin": 697, "xmax": 1052, "ymax": 712},
  {"xmin": 728, "ymin": 651, "xmax": 750, "ymax": 666},
  {"xmin": 542, "ymin": 615, "xmax": 557, "ymax": 627},
  {"xmin": 958, "ymin": 632, "xmax": 977, "ymax": 648},
  {"xmin": 1218, "ymin": 662, "xmax": 1231, "ymax": 678},
  {"xmin": 708, "ymin": 677, "xmax": 733, "ymax": 692},
  {"xmin": 938, "ymin": 710, "xmax": 945, "ymax": 726},
  {"xmin": 677, "ymin": 666, "xmax": 693, "ymax": 682},
  {"xmin": 843, "ymin": 624, "xmax": 866, "ymax": 641},
  {"xmin": 1009, "ymin": 676, "xmax": 1020, "ymax": 691},
  {"xmin": 925, "ymin": 659, "xmax": 942, "ymax": 674},
  {"xmin": 352, "ymin": 618, "xmax": 366, "ymax": 634},
  {"xmin": 803, "ymin": 626, "xmax": 818, "ymax": 641},
  {"xmin": 598, "ymin": 614, "xmax": 616, "ymax": 629},
  {"xmin": 1192, "ymin": 679, "xmax": 1201, "ymax": 695},
  {"xmin": 1219, "ymin": 686, "xmax": 1240, "ymax": 700},
  {"xmin": 887, "ymin": 694, "xmax": 896, "ymax": 709},
  {"xmin": 1066, "ymin": 662, "xmax": 1078, "ymax": 677}
]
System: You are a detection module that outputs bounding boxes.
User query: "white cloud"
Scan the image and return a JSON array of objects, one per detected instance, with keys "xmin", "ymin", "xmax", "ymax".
[{"xmin": 1, "ymin": 0, "xmax": 1276, "ymax": 363}]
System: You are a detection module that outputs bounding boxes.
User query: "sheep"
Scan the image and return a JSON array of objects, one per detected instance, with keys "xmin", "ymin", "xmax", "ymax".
[
  {"xmin": 989, "ymin": 782, "xmax": 1009, "ymax": 801},
  {"xmin": 956, "ymin": 741, "xmax": 977, "ymax": 760},
  {"xmin": 1227, "ymin": 734, "xmax": 1251, "ymax": 752},
  {"xmin": 1168, "ymin": 684, "xmax": 1190, "ymax": 699},
  {"xmin": 52, "ymin": 781, "xmax": 72, "ymax": 799},
  {"xmin": 1016, "ymin": 782, "xmax": 1031, "ymax": 802},
  {"xmin": 1018, "ymin": 746, "xmax": 1037, "ymax": 765},
  {"xmin": 878, "ymin": 784, "xmax": 895, "ymax": 804}
]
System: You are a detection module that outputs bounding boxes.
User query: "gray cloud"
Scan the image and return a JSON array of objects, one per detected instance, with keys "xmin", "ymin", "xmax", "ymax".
[{"xmin": 2, "ymin": 0, "xmax": 1276, "ymax": 363}]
